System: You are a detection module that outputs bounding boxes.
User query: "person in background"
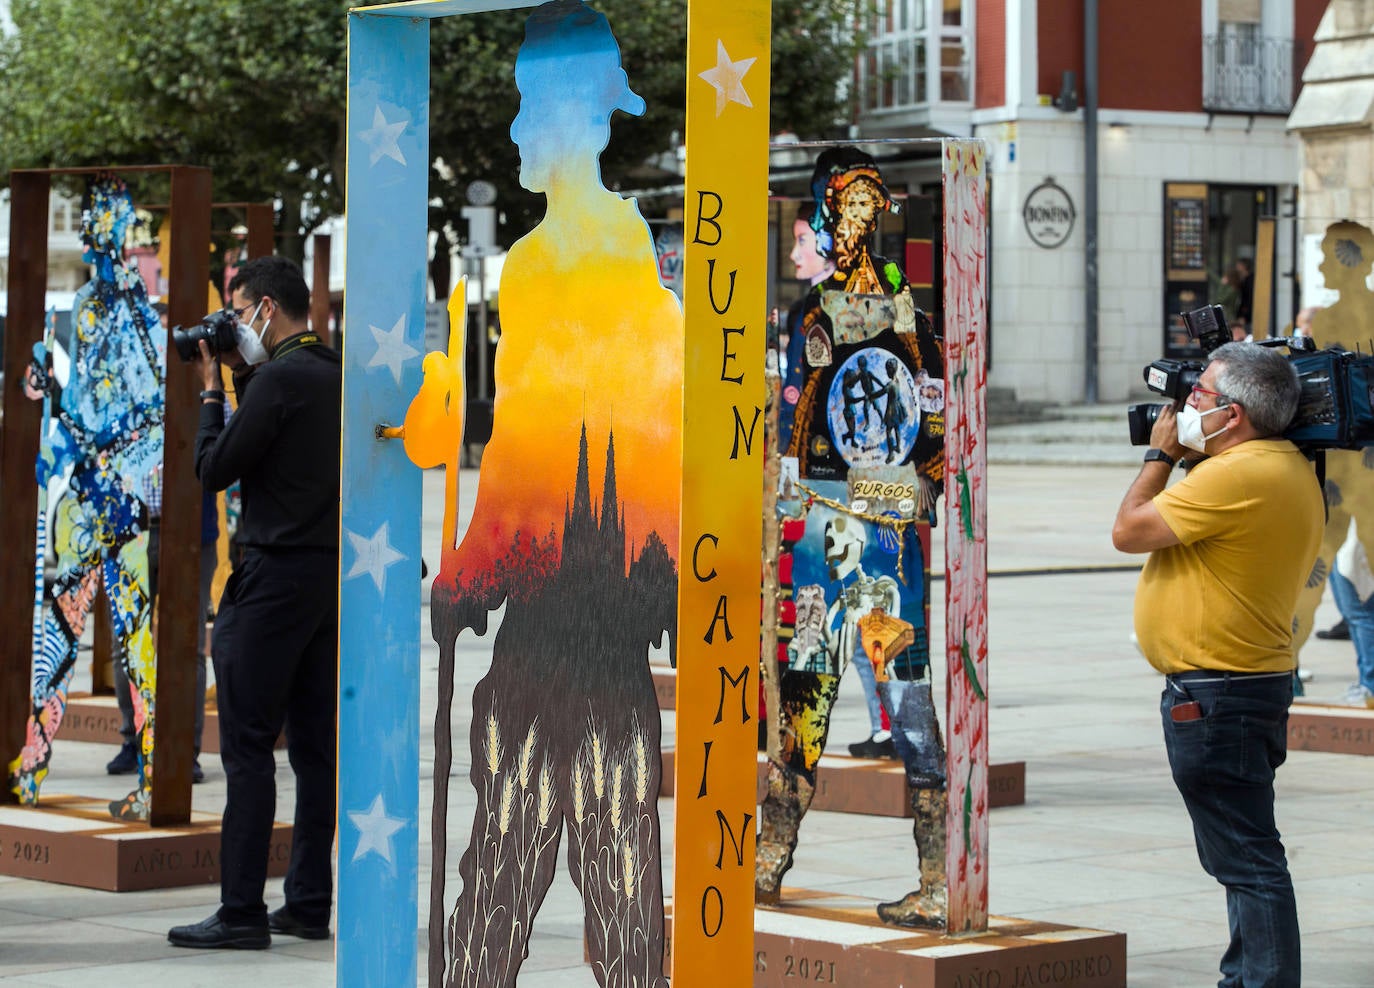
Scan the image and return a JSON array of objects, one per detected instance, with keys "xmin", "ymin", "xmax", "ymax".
[
  {"xmin": 1236, "ymin": 256, "xmax": 1255, "ymax": 334},
  {"xmin": 168, "ymin": 256, "xmax": 340, "ymax": 950},
  {"xmin": 1294, "ymin": 305, "xmax": 1323, "ymax": 339},
  {"xmin": 1113, "ymin": 341, "xmax": 1321, "ymax": 988},
  {"xmin": 1216, "ymin": 263, "xmax": 1243, "ymax": 327},
  {"xmin": 1328, "ymin": 521, "xmax": 1374, "ymax": 708}
]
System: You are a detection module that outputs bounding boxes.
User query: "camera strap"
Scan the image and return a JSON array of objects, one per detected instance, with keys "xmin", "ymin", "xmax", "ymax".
[{"xmin": 270, "ymin": 333, "xmax": 324, "ymax": 361}]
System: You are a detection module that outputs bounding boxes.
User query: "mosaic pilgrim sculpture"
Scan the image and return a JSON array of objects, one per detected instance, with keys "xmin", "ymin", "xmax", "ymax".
[
  {"xmin": 8, "ymin": 175, "xmax": 164, "ymax": 821},
  {"xmin": 408, "ymin": 4, "xmax": 680, "ymax": 985},
  {"xmin": 760, "ymin": 148, "xmax": 951, "ymax": 927},
  {"xmin": 1293, "ymin": 221, "xmax": 1374, "ymax": 650}
]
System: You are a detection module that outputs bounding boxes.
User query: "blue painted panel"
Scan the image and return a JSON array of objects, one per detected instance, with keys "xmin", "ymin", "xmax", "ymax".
[{"xmin": 338, "ymin": 13, "xmax": 429, "ymax": 988}]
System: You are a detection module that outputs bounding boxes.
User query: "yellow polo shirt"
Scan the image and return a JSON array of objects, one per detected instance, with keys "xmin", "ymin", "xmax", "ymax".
[{"xmin": 1134, "ymin": 439, "xmax": 1322, "ymax": 675}]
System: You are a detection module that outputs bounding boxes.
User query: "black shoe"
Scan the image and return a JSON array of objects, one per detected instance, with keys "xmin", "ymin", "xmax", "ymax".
[
  {"xmin": 1317, "ymin": 618, "xmax": 1351, "ymax": 640},
  {"xmin": 848, "ymin": 734, "xmax": 899, "ymax": 760},
  {"xmin": 848, "ymin": 736, "xmax": 877, "ymax": 757},
  {"xmin": 192, "ymin": 759, "xmax": 205, "ymax": 784},
  {"xmin": 268, "ymin": 905, "xmax": 331, "ymax": 941},
  {"xmin": 106, "ymin": 741, "xmax": 138, "ymax": 775},
  {"xmin": 168, "ymin": 914, "xmax": 269, "ymax": 950}
]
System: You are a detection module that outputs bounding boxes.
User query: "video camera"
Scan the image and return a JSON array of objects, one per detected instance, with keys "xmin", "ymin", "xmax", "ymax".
[
  {"xmin": 1128, "ymin": 304, "xmax": 1374, "ymax": 452},
  {"xmin": 170, "ymin": 309, "xmax": 239, "ymax": 362}
]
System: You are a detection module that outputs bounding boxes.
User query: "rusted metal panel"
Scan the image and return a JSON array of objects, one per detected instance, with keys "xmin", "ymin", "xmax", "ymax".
[{"xmin": 0, "ymin": 171, "xmax": 51, "ymax": 806}]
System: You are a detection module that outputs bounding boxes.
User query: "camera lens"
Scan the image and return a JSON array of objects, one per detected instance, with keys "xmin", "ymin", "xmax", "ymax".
[
  {"xmin": 171, "ymin": 323, "xmax": 212, "ymax": 362},
  {"xmin": 1127, "ymin": 403, "xmax": 1168, "ymax": 446},
  {"xmin": 171, "ymin": 310, "xmax": 240, "ymax": 362}
]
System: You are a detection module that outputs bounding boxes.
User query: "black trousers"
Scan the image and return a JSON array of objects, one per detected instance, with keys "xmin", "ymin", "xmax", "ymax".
[{"xmin": 213, "ymin": 547, "xmax": 338, "ymax": 927}]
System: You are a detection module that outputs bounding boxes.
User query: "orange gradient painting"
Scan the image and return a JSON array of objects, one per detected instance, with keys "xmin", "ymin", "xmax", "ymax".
[{"xmin": 412, "ymin": 3, "xmax": 682, "ymax": 986}]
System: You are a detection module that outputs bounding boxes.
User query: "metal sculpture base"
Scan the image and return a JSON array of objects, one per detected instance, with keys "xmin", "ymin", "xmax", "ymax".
[
  {"xmin": 661, "ymin": 750, "xmax": 1025, "ymax": 813},
  {"xmin": 0, "ymin": 796, "xmax": 292, "ymax": 891},
  {"xmin": 1288, "ymin": 701, "xmax": 1374, "ymax": 755}
]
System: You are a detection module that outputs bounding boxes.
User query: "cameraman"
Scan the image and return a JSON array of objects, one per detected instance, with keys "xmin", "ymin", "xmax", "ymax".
[
  {"xmin": 168, "ymin": 257, "xmax": 340, "ymax": 950},
  {"xmin": 1112, "ymin": 341, "xmax": 1321, "ymax": 988}
]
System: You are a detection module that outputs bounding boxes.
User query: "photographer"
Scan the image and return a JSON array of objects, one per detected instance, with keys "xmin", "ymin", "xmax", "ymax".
[
  {"xmin": 168, "ymin": 257, "xmax": 340, "ymax": 950},
  {"xmin": 1112, "ymin": 341, "xmax": 1321, "ymax": 988}
]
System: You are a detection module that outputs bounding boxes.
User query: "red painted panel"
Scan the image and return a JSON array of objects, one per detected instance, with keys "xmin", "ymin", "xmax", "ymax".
[
  {"xmin": 976, "ymin": 0, "xmax": 1006, "ymax": 108},
  {"xmin": 906, "ymin": 238, "xmax": 934, "ymax": 290}
]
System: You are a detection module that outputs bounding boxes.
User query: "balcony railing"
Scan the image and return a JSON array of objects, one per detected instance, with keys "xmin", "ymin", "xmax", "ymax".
[{"xmin": 1202, "ymin": 34, "xmax": 1294, "ymax": 114}]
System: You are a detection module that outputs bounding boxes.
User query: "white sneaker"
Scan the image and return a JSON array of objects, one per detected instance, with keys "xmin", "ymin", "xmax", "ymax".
[
  {"xmin": 1337, "ymin": 683, "xmax": 1374, "ymax": 708},
  {"xmin": 1297, "ymin": 667, "xmax": 1315, "ymax": 683}
]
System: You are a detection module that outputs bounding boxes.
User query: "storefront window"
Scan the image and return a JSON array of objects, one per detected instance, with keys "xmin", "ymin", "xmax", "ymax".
[{"xmin": 1162, "ymin": 182, "xmax": 1274, "ymax": 356}]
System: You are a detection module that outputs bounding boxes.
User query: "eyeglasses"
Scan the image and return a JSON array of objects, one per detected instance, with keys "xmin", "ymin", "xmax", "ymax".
[
  {"xmin": 231, "ymin": 301, "xmax": 257, "ymax": 320},
  {"xmin": 1189, "ymin": 385, "xmax": 1236, "ymax": 407}
]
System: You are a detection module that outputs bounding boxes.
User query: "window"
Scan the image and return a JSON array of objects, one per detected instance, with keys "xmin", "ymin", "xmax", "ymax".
[
  {"xmin": 1203, "ymin": 0, "xmax": 1293, "ymax": 112},
  {"xmin": 858, "ymin": 0, "xmax": 971, "ymax": 115}
]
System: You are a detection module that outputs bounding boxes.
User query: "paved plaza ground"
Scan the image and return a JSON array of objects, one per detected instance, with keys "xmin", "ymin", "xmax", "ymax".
[{"xmin": 2, "ymin": 408, "xmax": 1371, "ymax": 986}]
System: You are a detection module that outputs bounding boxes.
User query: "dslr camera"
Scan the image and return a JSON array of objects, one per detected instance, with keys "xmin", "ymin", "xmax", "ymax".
[
  {"xmin": 171, "ymin": 309, "xmax": 239, "ymax": 362},
  {"xmin": 1127, "ymin": 304, "xmax": 1235, "ymax": 445},
  {"xmin": 1128, "ymin": 303, "xmax": 1374, "ymax": 452}
]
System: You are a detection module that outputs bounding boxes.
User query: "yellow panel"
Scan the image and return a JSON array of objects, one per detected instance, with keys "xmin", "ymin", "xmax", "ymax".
[{"xmin": 674, "ymin": 0, "xmax": 771, "ymax": 980}]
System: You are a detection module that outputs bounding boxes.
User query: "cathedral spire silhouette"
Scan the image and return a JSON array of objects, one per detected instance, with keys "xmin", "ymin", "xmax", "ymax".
[
  {"xmin": 600, "ymin": 429, "xmax": 618, "ymax": 534},
  {"xmin": 572, "ymin": 420, "xmax": 592, "ymax": 521}
]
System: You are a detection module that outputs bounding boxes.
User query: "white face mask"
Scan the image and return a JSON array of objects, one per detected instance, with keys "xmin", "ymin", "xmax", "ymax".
[
  {"xmin": 1177, "ymin": 403, "xmax": 1230, "ymax": 453},
  {"xmin": 235, "ymin": 300, "xmax": 271, "ymax": 365}
]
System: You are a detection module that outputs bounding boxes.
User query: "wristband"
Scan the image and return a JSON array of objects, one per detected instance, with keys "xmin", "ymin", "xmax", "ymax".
[
  {"xmin": 200, "ymin": 389, "xmax": 226, "ymax": 403},
  {"xmin": 1143, "ymin": 448, "xmax": 1175, "ymax": 467}
]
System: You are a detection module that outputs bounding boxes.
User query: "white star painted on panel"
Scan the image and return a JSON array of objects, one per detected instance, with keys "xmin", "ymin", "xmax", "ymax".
[
  {"xmin": 344, "ymin": 522, "xmax": 407, "ymax": 596},
  {"xmin": 348, "ymin": 794, "xmax": 405, "ymax": 864},
  {"xmin": 358, "ymin": 106, "xmax": 408, "ymax": 167},
  {"xmin": 698, "ymin": 39, "xmax": 756, "ymax": 118},
  {"xmin": 367, "ymin": 314, "xmax": 420, "ymax": 386}
]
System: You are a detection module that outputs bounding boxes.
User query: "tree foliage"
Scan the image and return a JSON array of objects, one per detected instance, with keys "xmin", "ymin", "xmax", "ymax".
[
  {"xmin": 0, "ymin": 0, "xmax": 360, "ymax": 260},
  {"xmin": 0, "ymin": 0, "xmax": 864, "ymax": 263}
]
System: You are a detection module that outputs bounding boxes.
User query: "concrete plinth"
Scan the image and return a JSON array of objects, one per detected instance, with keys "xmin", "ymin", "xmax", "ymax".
[
  {"xmin": 660, "ymin": 889, "xmax": 1126, "ymax": 987},
  {"xmin": 660, "ymin": 750, "xmax": 1025, "ymax": 813},
  {"xmin": 652, "ymin": 666, "xmax": 676, "ymax": 709},
  {"xmin": 1288, "ymin": 701, "xmax": 1374, "ymax": 755},
  {"xmin": 0, "ymin": 795, "xmax": 292, "ymax": 891}
]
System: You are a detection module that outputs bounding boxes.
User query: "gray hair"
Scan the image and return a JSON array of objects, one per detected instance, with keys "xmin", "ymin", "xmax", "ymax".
[{"xmin": 1209, "ymin": 341, "xmax": 1301, "ymax": 437}]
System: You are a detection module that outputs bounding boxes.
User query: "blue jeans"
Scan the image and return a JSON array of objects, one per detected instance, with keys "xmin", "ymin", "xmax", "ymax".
[
  {"xmin": 1161, "ymin": 672, "xmax": 1299, "ymax": 988},
  {"xmin": 1329, "ymin": 568, "xmax": 1374, "ymax": 693},
  {"xmin": 851, "ymin": 641, "xmax": 885, "ymax": 734}
]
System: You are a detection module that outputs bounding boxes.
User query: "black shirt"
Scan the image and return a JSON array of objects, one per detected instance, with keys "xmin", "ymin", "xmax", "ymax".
[{"xmin": 195, "ymin": 333, "xmax": 341, "ymax": 551}]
